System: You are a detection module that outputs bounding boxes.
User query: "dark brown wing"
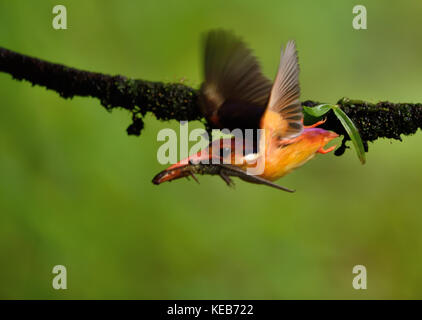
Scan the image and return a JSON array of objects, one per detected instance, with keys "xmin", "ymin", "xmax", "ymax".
[
  {"xmin": 260, "ymin": 40, "xmax": 303, "ymax": 140},
  {"xmin": 199, "ymin": 30, "xmax": 272, "ymax": 130}
]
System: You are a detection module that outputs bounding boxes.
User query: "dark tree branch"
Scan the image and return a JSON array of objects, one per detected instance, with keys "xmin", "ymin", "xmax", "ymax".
[
  {"xmin": 0, "ymin": 47, "xmax": 200, "ymax": 135},
  {"xmin": 1, "ymin": 47, "xmax": 421, "ymax": 155}
]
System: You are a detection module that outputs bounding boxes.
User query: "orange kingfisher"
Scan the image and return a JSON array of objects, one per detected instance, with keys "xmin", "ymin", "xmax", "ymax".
[{"xmin": 153, "ymin": 30, "xmax": 338, "ymax": 191}]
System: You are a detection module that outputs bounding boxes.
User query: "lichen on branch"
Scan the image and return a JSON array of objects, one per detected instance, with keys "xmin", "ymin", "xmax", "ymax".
[{"xmin": 0, "ymin": 47, "xmax": 200, "ymax": 135}]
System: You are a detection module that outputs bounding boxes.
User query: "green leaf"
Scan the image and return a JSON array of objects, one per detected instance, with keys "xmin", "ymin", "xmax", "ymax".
[
  {"xmin": 303, "ymin": 104, "xmax": 334, "ymax": 117},
  {"xmin": 332, "ymin": 105, "xmax": 366, "ymax": 164},
  {"xmin": 302, "ymin": 103, "xmax": 366, "ymax": 164}
]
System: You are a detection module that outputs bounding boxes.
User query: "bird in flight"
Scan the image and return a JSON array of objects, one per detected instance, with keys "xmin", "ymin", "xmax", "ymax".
[{"xmin": 153, "ymin": 30, "xmax": 338, "ymax": 191}]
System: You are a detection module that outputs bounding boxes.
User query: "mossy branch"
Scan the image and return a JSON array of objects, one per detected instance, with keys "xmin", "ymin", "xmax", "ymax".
[
  {"xmin": 1, "ymin": 47, "xmax": 421, "ymax": 155},
  {"xmin": 302, "ymin": 99, "xmax": 422, "ymax": 155}
]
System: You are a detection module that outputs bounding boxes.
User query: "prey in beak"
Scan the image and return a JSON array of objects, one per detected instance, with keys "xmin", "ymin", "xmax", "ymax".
[{"xmin": 152, "ymin": 162, "xmax": 295, "ymax": 192}]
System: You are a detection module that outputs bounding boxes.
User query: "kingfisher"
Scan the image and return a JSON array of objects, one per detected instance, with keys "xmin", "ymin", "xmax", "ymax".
[{"xmin": 153, "ymin": 30, "xmax": 338, "ymax": 191}]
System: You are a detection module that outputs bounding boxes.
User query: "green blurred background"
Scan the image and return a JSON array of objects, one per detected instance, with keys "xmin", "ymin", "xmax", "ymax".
[{"xmin": 0, "ymin": 0, "xmax": 421, "ymax": 299}]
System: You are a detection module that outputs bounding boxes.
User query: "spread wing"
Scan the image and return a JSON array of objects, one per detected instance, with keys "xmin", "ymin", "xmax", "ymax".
[
  {"xmin": 260, "ymin": 41, "xmax": 303, "ymax": 141},
  {"xmin": 199, "ymin": 30, "xmax": 273, "ymax": 130}
]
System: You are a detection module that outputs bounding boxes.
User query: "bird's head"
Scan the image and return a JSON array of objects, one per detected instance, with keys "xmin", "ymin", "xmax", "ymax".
[{"xmin": 152, "ymin": 137, "xmax": 244, "ymax": 185}]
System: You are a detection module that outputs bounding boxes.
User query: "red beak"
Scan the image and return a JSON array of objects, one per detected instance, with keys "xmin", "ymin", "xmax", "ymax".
[
  {"xmin": 152, "ymin": 165, "xmax": 192, "ymax": 185},
  {"xmin": 153, "ymin": 138, "xmax": 235, "ymax": 185},
  {"xmin": 152, "ymin": 147, "xmax": 215, "ymax": 185}
]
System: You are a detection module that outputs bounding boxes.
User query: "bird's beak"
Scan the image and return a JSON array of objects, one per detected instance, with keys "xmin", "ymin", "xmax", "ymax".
[
  {"xmin": 152, "ymin": 164, "xmax": 193, "ymax": 185},
  {"xmin": 152, "ymin": 141, "xmax": 228, "ymax": 185},
  {"xmin": 152, "ymin": 151, "xmax": 214, "ymax": 185}
]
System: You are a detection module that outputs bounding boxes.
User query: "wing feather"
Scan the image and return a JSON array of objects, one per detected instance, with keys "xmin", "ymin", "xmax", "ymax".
[
  {"xmin": 261, "ymin": 41, "xmax": 303, "ymax": 140},
  {"xmin": 199, "ymin": 30, "xmax": 272, "ymax": 128}
]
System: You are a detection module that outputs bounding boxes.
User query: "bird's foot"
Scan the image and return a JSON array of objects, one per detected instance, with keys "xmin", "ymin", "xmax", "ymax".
[{"xmin": 304, "ymin": 118, "xmax": 326, "ymax": 129}]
